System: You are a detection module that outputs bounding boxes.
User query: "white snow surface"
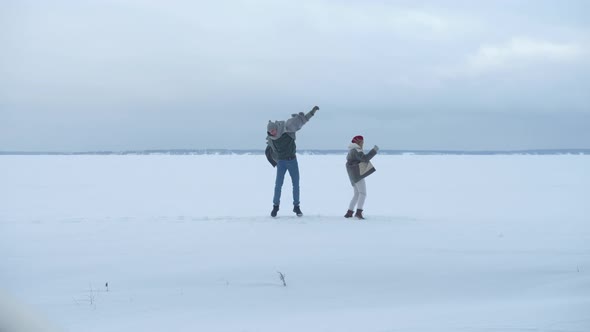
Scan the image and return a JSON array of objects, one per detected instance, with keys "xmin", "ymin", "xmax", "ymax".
[{"xmin": 1, "ymin": 154, "xmax": 589, "ymax": 332}]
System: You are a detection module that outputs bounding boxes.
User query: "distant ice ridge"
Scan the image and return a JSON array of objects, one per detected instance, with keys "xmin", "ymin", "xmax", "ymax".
[{"xmin": 1, "ymin": 149, "xmax": 590, "ymax": 155}]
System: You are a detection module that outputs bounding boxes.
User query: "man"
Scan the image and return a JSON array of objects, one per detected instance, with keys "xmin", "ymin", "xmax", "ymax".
[{"xmin": 265, "ymin": 105, "xmax": 319, "ymax": 217}]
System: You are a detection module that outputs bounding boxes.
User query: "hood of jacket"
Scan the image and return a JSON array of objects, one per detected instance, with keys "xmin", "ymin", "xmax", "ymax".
[
  {"xmin": 348, "ymin": 142, "xmax": 362, "ymax": 151},
  {"xmin": 267, "ymin": 120, "xmax": 286, "ymax": 140}
]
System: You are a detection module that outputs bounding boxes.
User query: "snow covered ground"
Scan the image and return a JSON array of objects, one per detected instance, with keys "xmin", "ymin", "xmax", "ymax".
[{"xmin": 1, "ymin": 154, "xmax": 589, "ymax": 332}]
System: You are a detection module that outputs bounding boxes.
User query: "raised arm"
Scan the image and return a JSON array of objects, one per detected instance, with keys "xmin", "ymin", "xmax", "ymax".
[
  {"xmin": 285, "ymin": 106, "xmax": 319, "ymax": 132},
  {"xmin": 349, "ymin": 146, "xmax": 378, "ymax": 163}
]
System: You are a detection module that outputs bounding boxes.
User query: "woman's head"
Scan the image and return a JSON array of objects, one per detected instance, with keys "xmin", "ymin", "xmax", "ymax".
[{"xmin": 352, "ymin": 135, "xmax": 364, "ymax": 147}]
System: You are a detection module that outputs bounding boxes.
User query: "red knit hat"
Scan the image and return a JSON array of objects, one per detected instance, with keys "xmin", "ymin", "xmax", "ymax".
[{"xmin": 351, "ymin": 135, "xmax": 364, "ymax": 143}]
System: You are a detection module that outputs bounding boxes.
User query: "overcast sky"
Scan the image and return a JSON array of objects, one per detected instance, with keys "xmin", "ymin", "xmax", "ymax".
[{"xmin": 1, "ymin": 0, "xmax": 589, "ymax": 151}]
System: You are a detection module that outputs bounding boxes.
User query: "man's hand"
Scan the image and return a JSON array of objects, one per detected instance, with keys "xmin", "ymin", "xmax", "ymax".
[
  {"xmin": 373, "ymin": 145, "xmax": 379, "ymax": 152},
  {"xmin": 312, "ymin": 106, "xmax": 320, "ymax": 112}
]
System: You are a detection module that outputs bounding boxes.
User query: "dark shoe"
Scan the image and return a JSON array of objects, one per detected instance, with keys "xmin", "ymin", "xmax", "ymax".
[
  {"xmin": 293, "ymin": 205, "xmax": 303, "ymax": 217},
  {"xmin": 271, "ymin": 205, "xmax": 279, "ymax": 217},
  {"xmin": 344, "ymin": 210, "xmax": 354, "ymax": 218},
  {"xmin": 355, "ymin": 209, "xmax": 365, "ymax": 220}
]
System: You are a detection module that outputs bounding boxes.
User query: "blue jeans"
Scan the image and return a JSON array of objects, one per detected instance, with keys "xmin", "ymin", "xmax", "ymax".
[{"xmin": 273, "ymin": 158, "xmax": 300, "ymax": 206}]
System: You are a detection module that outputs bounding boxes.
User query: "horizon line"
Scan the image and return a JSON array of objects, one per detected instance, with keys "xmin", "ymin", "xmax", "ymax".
[{"xmin": 2, "ymin": 148, "xmax": 590, "ymax": 156}]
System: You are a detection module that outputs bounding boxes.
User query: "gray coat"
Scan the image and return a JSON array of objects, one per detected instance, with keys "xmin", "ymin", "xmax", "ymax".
[
  {"xmin": 346, "ymin": 143, "xmax": 377, "ymax": 185},
  {"xmin": 265, "ymin": 108, "xmax": 317, "ymax": 166}
]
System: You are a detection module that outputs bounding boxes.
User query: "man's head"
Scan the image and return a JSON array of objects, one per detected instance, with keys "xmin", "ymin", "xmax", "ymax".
[{"xmin": 267, "ymin": 121, "xmax": 278, "ymax": 136}]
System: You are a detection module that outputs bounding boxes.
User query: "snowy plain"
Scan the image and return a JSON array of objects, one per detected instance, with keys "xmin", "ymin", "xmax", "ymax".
[{"xmin": 1, "ymin": 154, "xmax": 589, "ymax": 332}]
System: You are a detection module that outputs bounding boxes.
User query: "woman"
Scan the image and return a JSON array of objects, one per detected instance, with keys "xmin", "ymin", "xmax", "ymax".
[{"xmin": 345, "ymin": 135, "xmax": 379, "ymax": 219}]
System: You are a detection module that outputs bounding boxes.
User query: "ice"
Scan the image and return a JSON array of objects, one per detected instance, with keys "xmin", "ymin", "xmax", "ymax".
[{"xmin": 1, "ymin": 154, "xmax": 589, "ymax": 332}]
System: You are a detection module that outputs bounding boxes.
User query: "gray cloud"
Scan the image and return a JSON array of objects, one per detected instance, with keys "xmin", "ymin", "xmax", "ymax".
[{"xmin": 1, "ymin": 0, "xmax": 589, "ymax": 151}]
